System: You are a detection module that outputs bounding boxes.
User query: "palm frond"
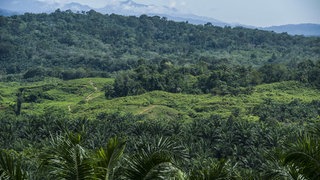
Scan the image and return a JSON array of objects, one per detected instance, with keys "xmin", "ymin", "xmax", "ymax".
[
  {"xmin": 284, "ymin": 135, "xmax": 320, "ymax": 180},
  {"xmin": 308, "ymin": 123, "xmax": 320, "ymax": 138},
  {"xmin": 94, "ymin": 136, "xmax": 126, "ymax": 180},
  {"xmin": 154, "ymin": 137, "xmax": 189, "ymax": 163},
  {"xmin": 0, "ymin": 150, "xmax": 27, "ymax": 180},
  {"xmin": 123, "ymin": 137, "xmax": 188, "ymax": 180},
  {"xmin": 189, "ymin": 159, "xmax": 234, "ymax": 180},
  {"xmin": 262, "ymin": 149, "xmax": 307, "ymax": 180},
  {"xmin": 39, "ymin": 133, "xmax": 94, "ymax": 180}
]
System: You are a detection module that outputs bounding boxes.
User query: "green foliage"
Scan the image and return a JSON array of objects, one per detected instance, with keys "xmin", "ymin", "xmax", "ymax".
[
  {"xmin": 1, "ymin": 11, "xmax": 319, "ymax": 81},
  {"xmin": 123, "ymin": 137, "xmax": 188, "ymax": 180},
  {"xmin": 252, "ymin": 99, "xmax": 320, "ymax": 123},
  {"xmin": 261, "ymin": 125, "xmax": 320, "ymax": 180},
  {"xmin": 39, "ymin": 133, "xmax": 94, "ymax": 180},
  {"xmin": 0, "ymin": 150, "xmax": 27, "ymax": 180},
  {"xmin": 94, "ymin": 136, "xmax": 126, "ymax": 180},
  {"xmin": 189, "ymin": 159, "xmax": 235, "ymax": 180},
  {"xmin": 284, "ymin": 133, "xmax": 320, "ymax": 180}
]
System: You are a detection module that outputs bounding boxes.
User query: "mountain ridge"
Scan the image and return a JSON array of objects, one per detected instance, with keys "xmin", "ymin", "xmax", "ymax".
[{"xmin": 261, "ymin": 23, "xmax": 320, "ymax": 36}]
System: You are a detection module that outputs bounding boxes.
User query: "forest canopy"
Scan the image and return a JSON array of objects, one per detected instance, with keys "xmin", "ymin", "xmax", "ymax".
[{"xmin": 0, "ymin": 10, "xmax": 320, "ymax": 80}]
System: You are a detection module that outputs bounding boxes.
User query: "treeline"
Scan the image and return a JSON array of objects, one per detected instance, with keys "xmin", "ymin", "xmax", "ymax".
[
  {"xmin": 105, "ymin": 59, "xmax": 320, "ymax": 98},
  {"xmin": 1, "ymin": 10, "xmax": 320, "ymax": 79}
]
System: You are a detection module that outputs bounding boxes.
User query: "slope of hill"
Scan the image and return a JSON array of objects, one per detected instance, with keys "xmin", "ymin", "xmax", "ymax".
[
  {"xmin": 1, "ymin": 10, "xmax": 319, "ymax": 79},
  {"xmin": 0, "ymin": 8, "xmax": 21, "ymax": 16},
  {"xmin": 1, "ymin": 78, "xmax": 319, "ymax": 120}
]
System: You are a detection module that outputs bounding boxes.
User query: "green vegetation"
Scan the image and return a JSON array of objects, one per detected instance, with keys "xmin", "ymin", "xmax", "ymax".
[
  {"xmin": 1, "ymin": 10, "xmax": 320, "ymax": 80},
  {"xmin": 0, "ymin": 10, "xmax": 320, "ymax": 179},
  {"xmin": 0, "ymin": 78, "xmax": 319, "ymax": 179}
]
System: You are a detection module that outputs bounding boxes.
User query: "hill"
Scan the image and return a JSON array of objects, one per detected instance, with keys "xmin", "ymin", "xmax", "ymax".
[
  {"xmin": 0, "ymin": 10, "xmax": 320, "ymax": 80},
  {"xmin": 262, "ymin": 23, "xmax": 320, "ymax": 36},
  {"xmin": 1, "ymin": 78, "xmax": 319, "ymax": 120}
]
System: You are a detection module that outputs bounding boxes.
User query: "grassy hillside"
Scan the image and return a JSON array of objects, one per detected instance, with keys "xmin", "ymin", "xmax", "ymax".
[{"xmin": 1, "ymin": 78, "xmax": 319, "ymax": 120}]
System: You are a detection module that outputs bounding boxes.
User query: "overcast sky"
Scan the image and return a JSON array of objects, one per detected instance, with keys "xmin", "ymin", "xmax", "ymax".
[{"xmin": 37, "ymin": 0, "xmax": 320, "ymax": 27}]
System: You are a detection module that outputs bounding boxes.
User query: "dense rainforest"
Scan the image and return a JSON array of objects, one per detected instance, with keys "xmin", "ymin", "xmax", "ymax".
[{"xmin": 0, "ymin": 10, "xmax": 320, "ymax": 179}]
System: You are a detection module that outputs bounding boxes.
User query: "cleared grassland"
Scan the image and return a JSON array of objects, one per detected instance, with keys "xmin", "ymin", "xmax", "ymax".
[{"xmin": 1, "ymin": 78, "xmax": 319, "ymax": 122}]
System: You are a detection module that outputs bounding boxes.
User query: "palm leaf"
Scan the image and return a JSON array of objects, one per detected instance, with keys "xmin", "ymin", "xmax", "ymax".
[
  {"xmin": 284, "ymin": 135, "xmax": 320, "ymax": 180},
  {"xmin": 94, "ymin": 136, "xmax": 126, "ymax": 180},
  {"xmin": 189, "ymin": 159, "xmax": 234, "ymax": 180},
  {"xmin": 39, "ymin": 133, "xmax": 94, "ymax": 180},
  {"xmin": 123, "ymin": 137, "xmax": 188, "ymax": 180},
  {"xmin": 261, "ymin": 148, "xmax": 307, "ymax": 180},
  {"xmin": 0, "ymin": 150, "xmax": 27, "ymax": 180}
]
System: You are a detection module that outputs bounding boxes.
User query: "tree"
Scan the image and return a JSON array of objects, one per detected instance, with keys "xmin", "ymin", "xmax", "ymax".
[
  {"xmin": 104, "ymin": 85, "xmax": 115, "ymax": 99},
  {"xmin": 123, "ymin": 137, "xmax": 189, "ymax": 180},
  {"xmin": 15, "ymin": 89, "xmax": 23, "ymax": 115},
  {"xmin": 189, "ymin": 159, "xmax": 235, "ymax": 180},
  {"xmin": 262, "ymin": 150, "xmax": 305, "ymax": 180},
  {"xmin": 94, "ymin": 136, "xmax": 126, "ymax": 180},
  {"xmin": 284, "ymin": 134, "xmax": 320, "ymax": 180},
  {"xmin": 258, "ymin": 64, "xmax": 289, "ymax": 83},
  {"xmin": 39, "ymin": 133, "xmax": 94, "ymax": 180},
  {"xmin": 264, "ymin": 125, "xmax": 320, "ymax": 180},
  {"xmin": 0, "ymin": 150, "xmax": 27, "ymax": 180}
]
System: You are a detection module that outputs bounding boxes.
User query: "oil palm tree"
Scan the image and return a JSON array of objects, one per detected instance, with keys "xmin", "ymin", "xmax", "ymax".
[
  {"xmin": 122, "ymin": 137, "xmax": 189, "ymax": 180},
  {"xmin": 264, "ymin": 124, "xmax": 320, "ymax": 180},
  {"xmin": 262, "ymin": 149, "xmax": 306, "ymax": 180},
  {"xmin": 0, "ymin": 150, "xmax": 27, "ymax": 180},
  {"xmin": 189, "ymin": 159, "xmax": 236, "ymax": 180},
  {"xmin": 39, "ymin": 133, "xmax": 94, "ymax": 180},
  {"xmin": 284, "ymin": 134, "xmax": 320, "ymax": 180},
  {"xmin": 93, "ymin": 136, "xmax": 126, "ymax": 180}
]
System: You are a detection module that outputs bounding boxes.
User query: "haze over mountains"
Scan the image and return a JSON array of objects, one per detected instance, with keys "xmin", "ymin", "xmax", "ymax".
[{"xmin": 1, "ymin": 0, "xmax": 319, "ymax": 36}]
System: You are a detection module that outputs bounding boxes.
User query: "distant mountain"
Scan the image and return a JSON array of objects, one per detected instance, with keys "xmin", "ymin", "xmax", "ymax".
[
  {"xmin": 261, "ymin": 24, "xmax": 320, "ymax": 36},
  {"xmin": 0, "ymin": 0, "xmax": 59, "ymax": 14},
  {"xmin": 97, "ymin": 0, "xmax": 178, "ymax": 16},
  {"xmin": 95, "ymin": 0, "xmax": 230, "ymax": 26},
  {"xmin": 149, "ymin": 13, "xmax": 231, "ymax": 27},
  {"xmin": 60, "ymin": 2, "xmax": 92, "ymax": 12},
  {"xmin": 0, "ymin": 8, "xmax": 21, "ymax": 16}
]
